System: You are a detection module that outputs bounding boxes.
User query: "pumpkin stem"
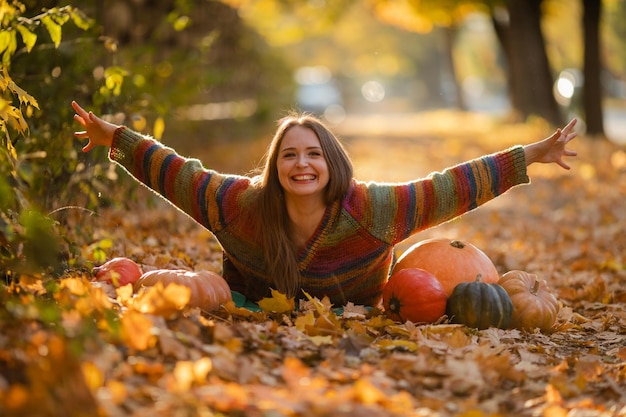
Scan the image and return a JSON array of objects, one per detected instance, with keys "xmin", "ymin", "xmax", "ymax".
[
  {"xmin": 450, "ymin": 240, "xmax": 466, "ymax": 249},
  {"xmin": 530, "ymin": 278, "xmax": 540, "ymax": 295},
  {"xmin": 475, "ymin": 274, "xmax": 483, "ymax": 283}
]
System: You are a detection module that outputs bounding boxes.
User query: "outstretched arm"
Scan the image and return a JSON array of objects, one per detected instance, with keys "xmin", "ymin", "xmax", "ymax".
[
  {"xmin": 524, "ymin": 118, "xmax": 578, "ymax": 169},
  {"xmin": 72, "ymin": 101, "xmax": 119, "ymax": 152}
]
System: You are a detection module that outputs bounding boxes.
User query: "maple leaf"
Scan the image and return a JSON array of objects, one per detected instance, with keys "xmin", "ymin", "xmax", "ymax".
[{"xmin": 258, "ymin": 289, "xmax": 295, "ymax": 313}]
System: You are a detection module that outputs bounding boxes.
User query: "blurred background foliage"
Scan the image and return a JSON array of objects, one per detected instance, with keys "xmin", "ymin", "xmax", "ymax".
[{"xmin": 1, "ymin": 0, "xmax": 625, "ymax": 279}]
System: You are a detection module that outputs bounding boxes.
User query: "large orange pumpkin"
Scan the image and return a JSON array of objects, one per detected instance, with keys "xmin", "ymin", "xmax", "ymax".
[
  {"xmin": 498, "ymin": 270, "xmax": 560, "ymax": 332},
  {"xmin": 382, "ymin": 268, "xmax": 448, "ymax": 324},
  {"xmin": 393, "ymin": 238, "xmax": 499, "ymax": 295},
  {"xmin": 134, "ymin": 270, "xmax": 232, "ymax": 312}
]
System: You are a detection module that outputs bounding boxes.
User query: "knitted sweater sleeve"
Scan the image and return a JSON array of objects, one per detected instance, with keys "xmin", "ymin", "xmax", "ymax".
[
  {"xmin": 108, "ymin": 127, "xmax": 250, "ymax": 232},
  {"xmin": 348, "ymin": 146, "xmax": 529, "ymax": 244}
]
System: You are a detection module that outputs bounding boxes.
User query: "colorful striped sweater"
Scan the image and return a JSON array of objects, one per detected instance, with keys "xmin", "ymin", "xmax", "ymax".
[{"xmin": 110, "ymin": 127, "xmax": 529, "ymax": 307}]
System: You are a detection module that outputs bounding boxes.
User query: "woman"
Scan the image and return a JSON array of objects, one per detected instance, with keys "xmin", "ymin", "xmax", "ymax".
[{"xmin": 72, "ymin": 101, "xmax": 577, "ymax": 307}]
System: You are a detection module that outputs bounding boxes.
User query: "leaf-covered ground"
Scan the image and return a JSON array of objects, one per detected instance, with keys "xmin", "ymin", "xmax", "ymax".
[{"xmin": 2, "ymin": 112, "xmax": 626, "ymax": 417}]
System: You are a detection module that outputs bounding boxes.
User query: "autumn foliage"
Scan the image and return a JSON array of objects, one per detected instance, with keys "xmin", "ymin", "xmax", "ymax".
[{"xmin": 2, "ymin": 118, "xmax": 626, "ymax": 416}]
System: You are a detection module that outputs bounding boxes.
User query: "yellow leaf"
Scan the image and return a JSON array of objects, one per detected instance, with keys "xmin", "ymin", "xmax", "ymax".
[
  {"xmin": 42, "ymin": 15, "xmax": 62, "ymax": 47},
  {"xmin": 295, "ymin": 311, "xmax": 315, "ymax": 332},
  {"xmin": 60, "ymin": 276, "xmax": 89, "ymax": 296},
  {"xmin": 131, "ymin": 114, "xmax": 146, "ymax": 131},
  {"xmin": 366, "ymin": 315, "xmax": 396, "ymax": 328},
  {"xmin": 258, "ymin": 288, "xmax": 295, "ymax": 313},
  {"xmin": 121, "ymin": 310, "xmax": 155, "ymax": 350},
  {"xmin": 173, "ymin": 361, "xmax": 194, "ymax": 391},
  {"xmin": 81, "ymin": 361, "xmax": 104, "ymax": 391},
  {"xmin": 69, "ymin": 7, "xmax": 93, "ymax": 30},
  {"xmin": 1, "ymin": 31, "xmax": 16, "ymax": 64},
  {"xmin": 0, "ymin": 31, "xmax": 11, "ymax": 56},
  {"xmin": 115, "ymin": 284, "xmax": 133, "ymax": 304},
  {"xmin": 307, "ymin": 335, "xmax": 333, "ymax": 346},
  {"xmin": 222, "ymin": 300, "xmax": 260, "ymax": 319},
  {"xmin": 301, "ymin": 290, "xmax": 333, "ymax": 314},
  {"xmin": 16, "ymin": 24, "xmax": 37, "ymax": 53},
  {"xmin": 153, "ymin": 116, "xmax": 165, "ymax": 140},
  {"xmin": 375, "ymin": 339, "xmax": 418, "ymax": 352},
  {"xmin": 133, "ymin": 282, "xmax": 191, "ymax": 317},
  {"xmin": 193, "ymin": 357, "xmax": 213, "ymax": 382},
  {"xmin": 17, "ymin": 275, "xmax": 46, "ymax": 295}
]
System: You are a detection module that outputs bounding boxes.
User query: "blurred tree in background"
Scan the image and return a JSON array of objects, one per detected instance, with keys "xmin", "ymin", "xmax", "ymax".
[
  {"xmin": 224, "ymin": 0, "xmax": 625, "ymax": 133},
  {"xmin": 1, "ymin": 0, "xmax": 292, "ymax": 279}
]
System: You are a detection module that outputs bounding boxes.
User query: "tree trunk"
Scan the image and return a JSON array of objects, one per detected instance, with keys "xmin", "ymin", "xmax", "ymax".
[
  {"xmin": 441, "ymin": 25, "xmax": 467, "ymax": 111},
  {"xmin": 582, "ymin": 0, "xmax": 605, "ymax": 136},
  {"xmin": 491, "ymin": 0, "xmax": 562, "ymax": 126}
]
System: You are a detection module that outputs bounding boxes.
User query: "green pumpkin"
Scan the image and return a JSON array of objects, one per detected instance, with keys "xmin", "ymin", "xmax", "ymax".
[{"xmin": 446, "ymin": 275, "xmax": 513, "ymax": 330}]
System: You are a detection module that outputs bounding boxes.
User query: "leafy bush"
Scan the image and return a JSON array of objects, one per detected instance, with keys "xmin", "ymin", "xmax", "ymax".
[{"xmin": 0, "ymin": 3, "xmax": 95, "ymax": 278}]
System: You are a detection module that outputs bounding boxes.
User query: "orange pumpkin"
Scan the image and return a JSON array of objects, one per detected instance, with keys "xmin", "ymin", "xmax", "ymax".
[
  {"xmin": 498, "ymin": 270, "xmax": 560, "ymax": 332},
  {"xmin": 382, "ymin": 268, "xmax": 448, "ymax": 323},
  {"xmin": 134, "ymin": 270, "xmax": 232, "ymax": 312},
  {"xmin": 393, "ymin": 238, "xmax": 499, "ymax": 295}
]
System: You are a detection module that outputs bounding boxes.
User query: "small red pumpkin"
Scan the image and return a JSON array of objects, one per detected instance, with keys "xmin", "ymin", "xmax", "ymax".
[
  {"xmin": 393, "ymin": 238, "xmax": 499, "ymax": 296},
  {"xmin": 383, "ymin": 268, "xmax": 448, "ymax": 323},
  {"xmin": 134, "ymin": 269, "xmax": 232, "ymax": 312},
  {"xmin": 93, "ymin": 257, "xmax": 143, "ymax": 287}
]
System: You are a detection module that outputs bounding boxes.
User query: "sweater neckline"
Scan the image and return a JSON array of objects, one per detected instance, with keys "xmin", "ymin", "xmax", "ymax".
[{"xmin": 296, "ymin": 200, "xmax": 341, "ymax": 269}]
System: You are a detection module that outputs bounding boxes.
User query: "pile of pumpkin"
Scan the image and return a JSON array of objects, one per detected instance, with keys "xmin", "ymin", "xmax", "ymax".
[
  {"xmin": 91, "ymin": 257, "xmax": 232, "ymax": 312},
  {"xmin": 383, "ymin": 238, "xmax": 561, "ymax": 332}
]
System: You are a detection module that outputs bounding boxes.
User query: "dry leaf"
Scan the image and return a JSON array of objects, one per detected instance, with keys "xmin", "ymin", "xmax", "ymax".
[{"xmin": 258, "ymin": 289, "xmax": 295, "ymax": 313}]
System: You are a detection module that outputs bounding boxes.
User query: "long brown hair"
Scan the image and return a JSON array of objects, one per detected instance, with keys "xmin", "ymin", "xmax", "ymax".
[{"xmin": 255, "ymin": 113, "xmax": 353, "ymax": 297}]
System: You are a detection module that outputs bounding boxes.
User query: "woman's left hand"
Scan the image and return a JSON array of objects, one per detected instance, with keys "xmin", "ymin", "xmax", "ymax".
[{"xmin": 524, "ymin": 118, "xmax": 578, "ymax": 169}]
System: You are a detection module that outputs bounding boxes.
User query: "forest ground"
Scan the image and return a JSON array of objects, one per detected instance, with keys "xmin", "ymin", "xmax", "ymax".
[{"xmin": 2, "ymin": 111, "xmax": 626, "ymax": 417}]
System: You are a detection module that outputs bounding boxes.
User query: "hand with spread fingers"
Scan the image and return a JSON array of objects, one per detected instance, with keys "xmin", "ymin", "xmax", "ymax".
[
  {"xmin": 523, "ymin": 118, "xmax": 578, "ymax": 170},
  {"xmin": 72, "ymin": 101, "xmax": 120, "ymax": 152}
]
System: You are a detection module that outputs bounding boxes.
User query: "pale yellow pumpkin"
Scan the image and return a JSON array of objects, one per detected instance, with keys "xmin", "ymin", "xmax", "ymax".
[
  {"xmin": 498, "ymin": 270, "xmax": 560, "ymax": 332},
  {"xmin": 134, "ymin": 270, "xmax": 232, "ymax": 312}
]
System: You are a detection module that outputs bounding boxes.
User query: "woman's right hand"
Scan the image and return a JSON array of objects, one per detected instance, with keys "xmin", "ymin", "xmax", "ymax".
[{"xmin": 72, "ymin": 101, "xmax": 120, "ymax": 152}]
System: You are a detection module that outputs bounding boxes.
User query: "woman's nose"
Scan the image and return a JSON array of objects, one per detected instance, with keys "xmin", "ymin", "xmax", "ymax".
[{"xmin": 296, "ymin": 155, "xmax": 308, "ymax": 167}]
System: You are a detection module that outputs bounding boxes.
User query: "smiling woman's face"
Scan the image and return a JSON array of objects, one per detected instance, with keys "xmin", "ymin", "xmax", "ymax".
[{"xmin": 276, "ymin": 125, "xmax": 329, "ymax": 201}]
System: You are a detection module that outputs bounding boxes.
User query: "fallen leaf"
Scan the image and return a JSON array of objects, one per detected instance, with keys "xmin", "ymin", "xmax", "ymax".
[{"xmin": 258, "ymin": 289, "xmax": 295, "ymax": 313}]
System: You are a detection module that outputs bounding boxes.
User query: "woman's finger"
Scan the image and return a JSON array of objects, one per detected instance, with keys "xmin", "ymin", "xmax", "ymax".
[
  {"xmin": 81, "ymin": 142, "xmax": 94, "ymax": 153},
  {"xmin": 562, "ymin": 118, "xmax": 577, "ymax": 134},
  {"xmin": 71, "ymin": 101, "xmax": 89, "ymax": 118},
  {"xmin": 73, "ymin": 114, "xmax": 86, "ymax": 126}
]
